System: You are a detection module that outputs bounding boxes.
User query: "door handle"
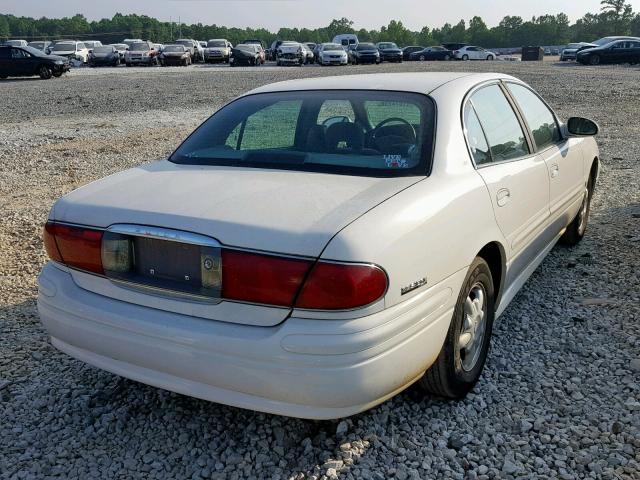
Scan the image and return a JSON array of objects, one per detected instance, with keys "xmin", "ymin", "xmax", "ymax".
[
  {"xmin": 496, "ymin": 188, "xmax": 511, "ymax": 207},
  {"xmin": 550, "ymin": 164, "xmax": 559, "ymax": 178}
]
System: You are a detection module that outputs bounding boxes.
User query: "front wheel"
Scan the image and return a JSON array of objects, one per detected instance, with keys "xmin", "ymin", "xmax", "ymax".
[
  {"xmin": 419, "ymin": 257, "xmax": 495, "ymax": 398},
  {"xmin": 589, "ymin": 55, "xmax": 600, "ymax": 65},
  {"xmin": 486, "ymin": 55, "xmax": 493, "ymax": 60},
  {"xmin": 443, "ymin": 55, "xmax": 450, "ymax": 61},
  {"xmin": 38, "ymin": 65, "xmax": 53, "ymax": 79}
]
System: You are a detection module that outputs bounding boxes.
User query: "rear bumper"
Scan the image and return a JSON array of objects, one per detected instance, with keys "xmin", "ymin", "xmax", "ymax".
[{"xmin": 38, "ymin": 262, "xmax": 459, "ymax": 419}]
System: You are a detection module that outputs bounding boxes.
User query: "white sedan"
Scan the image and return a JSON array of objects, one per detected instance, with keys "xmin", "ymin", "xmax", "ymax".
[
  {"xmin": 454, "ymin": 45, "xmax": 497, "ymax": 60},
  {"xmin": 38, "ymin": 73, "xmax": 599, "ymax": 419}
]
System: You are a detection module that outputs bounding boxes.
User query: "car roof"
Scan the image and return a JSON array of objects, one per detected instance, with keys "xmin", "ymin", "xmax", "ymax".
[{"xmin": 249, "ymin": 72, "xmax": 516, "ymax": 96}]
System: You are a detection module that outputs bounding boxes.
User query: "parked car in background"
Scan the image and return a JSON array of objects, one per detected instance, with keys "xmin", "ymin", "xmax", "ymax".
[
  {"xmin": 301, "ymin": 43, "xmax": 315, "ymax": 64},
  {"xmin": 49, "ymin": 41, "xmax": 89, "ymax": 63},
  {"xmin": 351, "ymin": 42, "xmax": 380, "ymax": 64},
  {"xmin": 268, "ymin": 40, "xmax": 284, "ymax": 61},
  {"xmin": 560, "ymin": 42, "xmax": 596, "ymax": 61},
  {"xmin": 123, "ymin": 38, "xmax": 143, "ymax": 48},
  {"xmin": 0, "ymin": 45, "xmax": 70, "ymax": 79},
  {"xmin": 304, "ymin": 42, "xmax": 317, "ymax": 54},
  {"xmin": 198, "ymin": 41, "xmax": 207, "ymax": 49},
  {"xmin": 110, "ymin": 44, "xmax": 128, "ymax": 61},
  {"xmin": 230, "ymin": 44, "xmax": 264, "ymax": 66},
  {"xmin": 317, "ymin": 43, "xmax": 349, "ymax": 66},
  {"xmin": 410, "ymin": 46, "xmax": 453, "ymax": 61},
  {"xmin": 376, "ymin": 42, "xmax": 403, "ymax": 62},
  {"xmin": 276, "ymin": 41, "xmax": 305, "ymax": 66},
  {"xmin": 28, "ymin": 41, "xmax": 52, "ymax": 53},
  {"xmin": 88, "ymin": 45, "xmax": 121, "ymax": 67},
  {"xmin": 38, "ymin": 72, "xmax": 600, "ymax": 419},
  {"xmin": 332, "ymin": 33, "xmax": 358, "ymax": 48},
  {"xmin": 576, "ymin": 39, "xmax": 640, "ymax": 65},
  {"xmin": 125, "ymin": 41, "xmax": 160, "ymax": 66},
  {"xmin": 83, "ymin": 41, "xmax": 103, "ymax": 52},
  {"xmin": 175, "ymin": 39, "xmax": 203, "ymax": 62},
  {"xmin": 402, "ymin": 45, "xmax": 425, "ymax": 60},
  {"xmin": 242, "ymin": 39, "xmax": 265, "ymax": 48},
  {"xmin": 3, "ymin": 39, "xmax": 28, "ymax": 47},
  {"xmin": 204, "ymin": 39, "xmax": 232, "ymax": 63},
  {"xmin": 160, "ymin": 45, "xmax": 192, "ymax": 66},
  {"xmin": 454, "ymin": 45, "xmax": 496, "ymax": 60}
]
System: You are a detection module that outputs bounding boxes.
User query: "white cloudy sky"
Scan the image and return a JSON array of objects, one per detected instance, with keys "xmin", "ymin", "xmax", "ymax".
[{"xmin": 3, "ymin": 0, "xmax": 640, "ymax": 30}]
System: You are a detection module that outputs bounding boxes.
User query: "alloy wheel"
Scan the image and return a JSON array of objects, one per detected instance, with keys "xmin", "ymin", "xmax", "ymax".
[{"xmin": 458, "ymin": 282, "xmax": 487, "ymax": 372}]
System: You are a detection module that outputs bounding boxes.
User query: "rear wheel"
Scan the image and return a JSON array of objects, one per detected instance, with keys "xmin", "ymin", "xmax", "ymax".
[
  {"xmin": 462, "ymin": 54, "xmax": 469, "ymax": 61},
  {"xmin": 561, "ymin": 176, "xmax": 594, "ymax": 245},
  {"xmin": 486, "ymin": 55, "xmax": 492, "ymax": 60},
  {"xmin": 52, "ymin": 70, "xmax": 63, "ymax": 78},
  {"xmin": 420, "ymin": 257, "xmax": 495, "ymax": 398},
  {"xmin": 419, "ymin": 55, "xmax": 426, "ymax": 61},
  {"xmin": 0, "ymin": 75, "xmax": 7, "ymax": 79},
  {"xmin": 38, "ymin": 65, "xmax": 53, "ymax": 79}
]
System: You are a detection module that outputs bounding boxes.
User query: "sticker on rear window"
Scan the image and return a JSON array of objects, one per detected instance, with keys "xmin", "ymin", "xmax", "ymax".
[{"xmin": 385, "ymin": 155, "xmax": 408, "ymax": 168}]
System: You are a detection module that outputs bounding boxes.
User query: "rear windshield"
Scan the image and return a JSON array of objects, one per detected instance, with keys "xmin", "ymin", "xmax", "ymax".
[
  {"xmin": 93, "ymin": 46, "xmax": 114, "ymax": 54},
  {"xmin": 53, "ymin": 43, "xmax": 74, "ymax": 51},
  {"xmin": 130, "ymin": 43, "xmax": 149, "ymax": 51},
  {"xmin": 171, "ymin": 90, "xmax": 435, "ymax": 177}
]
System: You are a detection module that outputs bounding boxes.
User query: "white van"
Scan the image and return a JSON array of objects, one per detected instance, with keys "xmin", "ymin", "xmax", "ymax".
[{"xmin": 332, "ymin": 34, "xmax": 358, "ymax": 48}]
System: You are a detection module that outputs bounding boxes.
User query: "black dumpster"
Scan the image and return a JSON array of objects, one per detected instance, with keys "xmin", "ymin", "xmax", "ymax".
[{"xmin": 521, "ymin": 46, "xmax": 544, "ymax": 61}]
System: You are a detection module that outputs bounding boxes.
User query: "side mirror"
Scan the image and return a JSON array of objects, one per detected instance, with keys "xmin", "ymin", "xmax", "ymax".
[{"xmin": 567, "ymin": 117, "xmax": 599, "ymax": 136}]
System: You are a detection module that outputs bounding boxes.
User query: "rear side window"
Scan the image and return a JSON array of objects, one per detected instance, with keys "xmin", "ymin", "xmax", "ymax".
[
  {"xmin": 469, "ymin": 85, "xmax": 529, "ymax": 162},
  {"xmin": 171, "ymin": 90, "xmax": 435, "ymax": 177},
  {"xmin": 463, "ymin": 103, "xmax": 491, "ymax": 165},
  {"xmin": 0, "ymin": 48, "xmax": 8, "ymax": 59},
  {"xmin": 507, "ymin": 83, "xmax": 560, "ymax": 150}
]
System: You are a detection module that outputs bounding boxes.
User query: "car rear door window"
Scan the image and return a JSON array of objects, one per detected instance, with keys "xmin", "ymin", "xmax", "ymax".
[
  {"xmin": 506, "ymin": 83, "xmax": 561, "ymax": 150},
  {"xmin": 463, "ymin": 103, "xmax": 491, "ymax": 165},
  {"xmin": 469, "ymin": 85, "xmax": 530, "ymax": 162}
]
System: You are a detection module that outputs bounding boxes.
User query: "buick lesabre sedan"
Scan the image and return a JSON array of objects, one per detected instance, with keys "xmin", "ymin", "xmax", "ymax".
[{"xmin": 39, "ymin": 73, "xmax": 600, "ymax": 419}]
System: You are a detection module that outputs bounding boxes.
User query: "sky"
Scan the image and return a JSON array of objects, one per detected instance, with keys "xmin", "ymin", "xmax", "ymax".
[{"xmin": 3, "ymin": 0, "xmax": 640, "ymax": 31}]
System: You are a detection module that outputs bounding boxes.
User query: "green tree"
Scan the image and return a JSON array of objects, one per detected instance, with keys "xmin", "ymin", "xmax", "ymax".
[{"xmin": 0, "ymin": 15, "xmax": 9, "ymax": 40}]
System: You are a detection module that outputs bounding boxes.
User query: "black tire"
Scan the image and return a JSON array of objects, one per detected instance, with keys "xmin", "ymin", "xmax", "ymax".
[
  {"xmin": 419, "ymin": 55, "xmax": 425, "ymax": 61},
  {"xmin": 486, "ymin": 55, "xmax": 492, "ymax": 60},
  {"xmin": 38, "ymin": 65, "xmax": 53, "ymax": 79},
  {"xmin": 0, "ymin": 75, "xmax": 7, "ymax": 79},
  {"xmin": 443, "ymin": 55, "xmax": 450, "ymax": 61},
  {"xmin": 462, "ymin": 54, "xmax": 469, "ymax": 61},
  {"xmin": 52, "ymin": 71, "xmax": 63, "ymax": 78},
  {"xmin": 420, "ymin": 257, "xmax": 495, "ymax": 398},
  {"xmin": 589, "ymin": 55, "xmax": 600, "ymax": 65},
  {"xmin": 561, "ymin": 175, "xmax": 594, "ymax": 245}
]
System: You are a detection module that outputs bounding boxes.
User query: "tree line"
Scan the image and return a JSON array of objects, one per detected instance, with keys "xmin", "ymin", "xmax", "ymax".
[{"xmin": 1, "ymin": 0, "xmax": 639, "ymax": 48}]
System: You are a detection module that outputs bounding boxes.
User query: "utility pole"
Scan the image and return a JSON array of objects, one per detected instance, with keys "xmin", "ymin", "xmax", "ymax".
[
  {"xmin": 179, "ymin": 16, "xmax": 182, "ymax": 38},
  {"xmin": 170, "ymin": 16, "xmax": 172, "ymax": 41}
]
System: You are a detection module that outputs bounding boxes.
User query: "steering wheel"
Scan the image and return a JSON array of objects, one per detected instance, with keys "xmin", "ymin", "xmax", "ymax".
[{"xmin": 371, "ymin": 117, "xmax": 416, "ymax": 143}]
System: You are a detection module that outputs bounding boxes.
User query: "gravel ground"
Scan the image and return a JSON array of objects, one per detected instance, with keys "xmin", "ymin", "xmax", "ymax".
[{"xmin": 1, "ymin": 60, "xmax": 639, "ymax": 480}]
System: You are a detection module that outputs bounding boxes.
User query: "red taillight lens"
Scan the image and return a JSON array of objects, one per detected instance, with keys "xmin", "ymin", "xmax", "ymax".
[
  {"xmin": 43, "ymin": 223, "xmax": 62, "ymax": 262},
  {"xmin": 295, "ymin": 262, "xmax": 387, "ymax": 310},
  {"xmin": 222, "ymin": 250, "xmax": 312, "ymax": 307},
  {"xmin": 44, "ymin": 222, "xmax": 104, "ymax": 274}
]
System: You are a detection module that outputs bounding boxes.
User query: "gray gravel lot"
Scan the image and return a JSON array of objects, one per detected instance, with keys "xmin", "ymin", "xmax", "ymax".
[{"xmin": 1, "ymin": 60, "xmax": 639, "ymax": 480}]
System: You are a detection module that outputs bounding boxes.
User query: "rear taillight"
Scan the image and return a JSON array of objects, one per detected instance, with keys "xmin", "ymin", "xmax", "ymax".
[
  {"xmin": 44, "ymin": 222, "xmax": 103, "ymax": 274},
  {"xmin": 295, "ymin": 262, "xmax": 387, "ymax": 310},
  {"xmin": 43, "ymin": 222, "xmax": 388, "ymax": 310},
  {"xmin": 222, "ymin": 250, "xmax": 311, "ymax": 307}
]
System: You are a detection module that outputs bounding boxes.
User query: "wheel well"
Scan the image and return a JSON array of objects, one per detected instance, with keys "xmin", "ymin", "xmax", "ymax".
[{"xmin": 477, "ymin": 242, "xmax": 505, "ymax": 302}]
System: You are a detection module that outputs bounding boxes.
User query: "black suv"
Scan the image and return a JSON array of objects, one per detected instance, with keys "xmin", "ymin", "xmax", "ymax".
[{"xmin": 0, "ymin": 45, "xmax": 70, "ymax": 79}]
